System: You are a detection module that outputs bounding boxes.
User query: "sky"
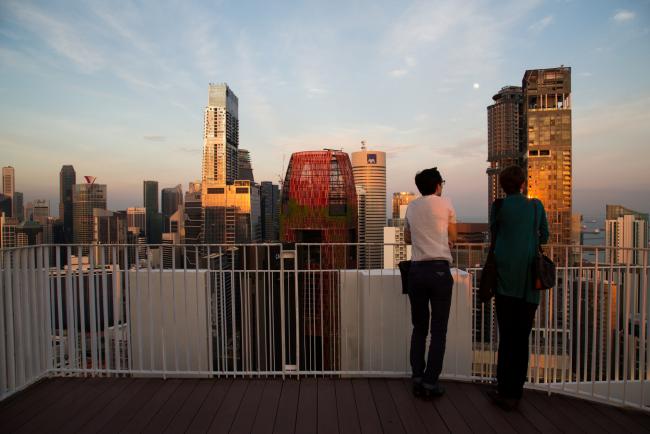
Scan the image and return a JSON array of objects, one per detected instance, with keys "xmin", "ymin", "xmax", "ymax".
[{"xmin": 1, "ymin": 0, "xmax": 649, "ymax": 221}]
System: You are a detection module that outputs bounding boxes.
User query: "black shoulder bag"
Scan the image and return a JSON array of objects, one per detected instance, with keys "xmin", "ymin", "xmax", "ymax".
[
  {"xmin": 532, "ymin": 200, "xmax": 556, "ymax": 290},
  {"xmin": 478, "ymin": 199, "xmax": 503, "ymax": 303}
]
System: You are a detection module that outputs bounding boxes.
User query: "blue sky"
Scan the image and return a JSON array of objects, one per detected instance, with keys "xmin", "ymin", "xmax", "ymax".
[{"xmin": 1, "ymin": 0, "xmax": 649, "ymax": 220}]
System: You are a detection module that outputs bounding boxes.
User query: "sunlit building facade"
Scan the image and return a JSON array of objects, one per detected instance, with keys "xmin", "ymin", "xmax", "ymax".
[
  {"xmin": 606, "ymin": 204, "xmax": 649, "ymax": 265},
  {"xmin": 391, "ymin": 192, "xmax": 417, "ymax": 220},
  {"xmin": 524, "ymin": 67, "xmax": 572, "ymax": 246},
  {"xmin": 72, "ymin": 181, "xmax": 107, "ymax": 250},
  {"xmin": 202, "ymin": 83, "xmax": 239, "ymax": 184}
]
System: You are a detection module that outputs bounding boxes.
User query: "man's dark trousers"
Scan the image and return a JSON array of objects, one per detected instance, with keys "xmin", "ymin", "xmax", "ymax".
[{"xmin": 407, "ymin": 260, "xmax": 453, "ymax": 385}]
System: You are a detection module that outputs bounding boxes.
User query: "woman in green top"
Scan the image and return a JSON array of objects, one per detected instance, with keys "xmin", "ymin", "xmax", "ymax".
[{"xmin": 488, "ymin": 166, "xmax": 549, "ymax": 411}]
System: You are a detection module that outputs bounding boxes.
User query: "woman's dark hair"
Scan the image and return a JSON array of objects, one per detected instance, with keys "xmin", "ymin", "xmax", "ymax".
[
  {"xmin": 499, "ymin": 165, "xmax": 526, "ymax": 195},
  {"xmin": 414, "ymin": 167, "xmax": 443, "ymax": 196}
]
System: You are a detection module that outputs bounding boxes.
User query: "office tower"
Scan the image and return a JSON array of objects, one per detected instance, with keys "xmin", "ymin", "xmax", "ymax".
[
  {"xmin": 94, "ymin": 209, "xmax": 128, "ymax": 244},
  {"xmin": 16, "ymin": 221, "xmax": 43, "ymax": 247},
  {"xmin": 143, "ymin": 180, "xmax": 161, "ymax": 243},
  {"xmin": 162, "ymin": 207, "xmax": 185, "ymax": 268},
  {"xmin": 383, "ymin": 203, "xmax": 411, "ymax": 269},
  {"xmin": 72, "ymin": 180, "xmax": 107, "ymax": 249},
  {"xmin": 523, "ymin": 66, "xmax": 572, "ymax": 246},
  {"xmin": 0, "ymin": 194, "xmax": 11, "ymax": 216},
  {"xmin": 26, "ymin": 199, "xmax": 50, "ymax": 222},
  {"xmin": 486, "ymin": 86, "xmax": 524, "ymax": 213},
  {"xmin": 260, "ymin": 181, "xmax": 280, "ymax": 242},
  {"xmin": 184, "ymin": 186, "xmax": 203, "ymax": 247},
  {"xmin": 2, "ymin": 166, "xmax": 15, "ymax": 217},
  {"xmin": 0, "ymin": 214, "xmax": 18, "ymax": 249},
  {"xmin": 606, "ymin": 205, "xmax": 649, "ymax": 265},
  {"xmin": 13, "ymin": 192, "xmax": 23, "ymax": 222},
  {"xmin": 202, "ymin": 180, "xmax": 260, "ymax": 244},
  {"xmin": 202, "ymin": 83, "xmax": 239, "ymax": 183},
  {"xmin": 281, "ymin": 150, "xmax": 357, "ymax": 370},
  {"xmin": 237, "ymin": 149, "xmax": 255, "ymax": 182},
  {"xmin": 59, "ymin": 165, "xmax": 76, "ymax": 242},
  {"xmin": 161, "ymin": 184, "xmax": 183, "ymax": 231},
  {"xmin": 351, "ymin": 143, "xmax": 386, "ymax": 269},
  {"xmin": 391, "ymin": 192, "xmax": 417, "ymax": 220},
  {"xmin": 127, "ymin": 207, "xmax": 147, "ymax": 236}
]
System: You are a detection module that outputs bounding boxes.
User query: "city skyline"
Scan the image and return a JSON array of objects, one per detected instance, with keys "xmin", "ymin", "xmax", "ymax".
[{"xmin": 1, "ymin": 1, "xmax": 649, "ymax": 219}]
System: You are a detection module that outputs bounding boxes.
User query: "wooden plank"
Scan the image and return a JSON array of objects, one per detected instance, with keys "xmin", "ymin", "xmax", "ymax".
[
  {"xmin": 251, "ymin": 379, "xmax": 283, "ymax": 434},
  {"xmin": 456, "ymin": 383, "xmax": 517, "ymax": 434},
  {"xmin": 318, "ymin": 378, "xmax": 339, "ymax": 434},
  {"xmin": 526, "ymin": 390, "xmax": 586, "ymax": 433},
  {"xmin": 15, "ymin": 378, "xmax": 104, "ymax": 434},
  {"xmin": 230, "ymin": 379, "xmax": 266, "ymax": 434},
  {"xmin": 368, "ymin": 379, "xmax": 405, "ymax": 434},
  {"xmin": 57, "ymin": 378, "xmax": 134, "ymax": 433},
  {"xmin": 295, "ymin": 378, "xmax": 318, "ymax": 434},
  {"xmin": 141, "ymin": 380, "xmax": 198, "ymax": 433},
  {"xmin": 273, "ymin": 379, "xmax": 299, "ymax": 434},
  {"xmin": 399, "ymin": 380, "xmax": 449, "ymax": 434},
  {"xmin": 590, "ymin": 403, "xmax": 649, "ymax": 434},
  {"xmin": 430, "ymin": 383, "xmax": 471, "ymax": 434},
  {"xmin": 78, "ymin": 378, "xmax": 150, "ymax": 433},
  {"xmin": 515, "ymin": 393, "xmax": 560, "ymax": 433},
  {"xmin": 206, "ymin": 379, "xmax": 249, "ymax": 433},
  {"xmin": 335, "ymin": 379, "xmax": 361, "ymax": 434},
  {"xmin": 0, "ymin": 378, "xmax": 72, "ymax": 425},
  {"xmin": 186, "ymin": 379, "xmax": 232, "ymax": 433},
  {"xmin": 351, "ymin": 379, "xmax": 382, "ymax": 434},
  {"xmin": 118, "ymin": 378, "xmax": 182, "ymax": 433},
  {"xmin": 618, "ymin": 408, "xmax": 650, "ymax": 431},
  {"xmin": 95, "ymin": 379, "xmax": 167, "ymax": 434},
  {"xmin": 385, "ymin": 379, "xmax": 427, "ymax": 434},
  {"xmin": 556, "ymin": 395, "xmax": 628, "ymax": 434},
  {"xmin": 445, "ymin": 382, "xmax": 495, "ymax": 434},
  {"xmin": 164, "ymin": 380, "xmax": 215, "ymax": 433}
]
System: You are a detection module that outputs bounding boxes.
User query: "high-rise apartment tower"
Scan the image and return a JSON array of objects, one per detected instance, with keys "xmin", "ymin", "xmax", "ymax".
[
  {"xmin": 523, "ymin": 66, "xmax": 572, "ymax": 246},
  {"xmin": 2, "ymin": 166, "xmax": 15, "ymax": 218},
  {"xmin": 202, "ymin": 83, "xmax": 239, "ymax": 184},
  {"xmin": 486, "ymin": 86, "xmax": 524, "ymax": 213}
]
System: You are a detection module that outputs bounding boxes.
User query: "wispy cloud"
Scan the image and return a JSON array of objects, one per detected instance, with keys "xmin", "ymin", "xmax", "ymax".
[
  {"xmin": 143, "ymin": 135, "xmax": 166, "ymax": 142},
  {"xmin": 529, "ymin": 15, "xmax": 554, "ymax": 32},
  {"xmin": 390, "ymin": 69, "xmax": 408, "ymax": 78},
  {"xmin": 613, "ymin": 10, "xmax": 635, "ymax": 23}
]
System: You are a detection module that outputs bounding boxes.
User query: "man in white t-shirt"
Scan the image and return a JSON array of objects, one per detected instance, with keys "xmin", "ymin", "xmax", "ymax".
[{"xmin": 404, "ymin": 167, "xmax": 457, "ymax": 398}]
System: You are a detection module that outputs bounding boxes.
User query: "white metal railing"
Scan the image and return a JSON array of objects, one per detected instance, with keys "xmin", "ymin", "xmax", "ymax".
[{"xmin": 0, "ymin": 243, "xmax": 648, "ymax": 412}]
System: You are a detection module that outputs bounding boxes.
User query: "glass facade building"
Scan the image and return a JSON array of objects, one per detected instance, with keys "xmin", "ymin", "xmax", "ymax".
[
  {"xmin": 59, "ymin": 165, "xmax": 76, "ymax": 242},
  {"xmin": 72, "ymin": 182, "xmax": 107, "ymax": 250}
]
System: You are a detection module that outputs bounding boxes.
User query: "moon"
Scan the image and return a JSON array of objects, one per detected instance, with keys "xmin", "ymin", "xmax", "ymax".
[{"xmin": 473, "ymin": 83, "xmax": 480, "ymax": 89}]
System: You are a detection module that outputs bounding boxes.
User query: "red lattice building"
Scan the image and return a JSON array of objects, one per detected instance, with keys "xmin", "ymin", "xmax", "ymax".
[{"xmin": 280, "ymin": 150, "xmax": 358, "ymax": 370}]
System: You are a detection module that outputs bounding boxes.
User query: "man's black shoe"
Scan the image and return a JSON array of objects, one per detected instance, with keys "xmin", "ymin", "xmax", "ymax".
[
  {"xmin": 486, "ymin": 389, "xmax": 519, "ymax": 411},
  {"xmin": 422, "ymin": 382, "xmax": 445, "ymax": 398}
]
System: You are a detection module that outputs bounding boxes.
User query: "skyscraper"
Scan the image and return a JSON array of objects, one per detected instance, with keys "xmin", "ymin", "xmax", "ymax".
[
  {"xmin": 59, "ymin": 165, "xmax": 76, "ymax": 242},
  {"xmin": 605, "ymin": 204, "xmax": 649, "ymax": 265},
  {"xmin": 2, "ymin": 166, "xmax": 15, "ymax": 217},
  {"xmin": 351, "ymin": 143, "xmax": 386, "ymax": 269},
  {"xmin": 486, "ymin": 86, "xmax": 524, "ymax": 213},
  {"xmin": 184, "ymin": 182, "xmax": 203, "ymax": 247},
  {"xmin": 73, "ymin": 179, "xmax": 107, "ymax": 249},
  {"xmin": 202, "ymin": 83, "xmax": 239, "ymax": 184},
  {"xmin": 237, "ymin": 149, "xmax": 255, "ymax": 183},
  {"xmin": 26, "ymin": 199, "xmax": 50, "ymax": 222},
  {"xmin": 162, "ymin": 184, "xmax": 183, "ymax": 232},
  {"xmin": 523, "ymin": 66, "xmax": 572, "ymax": 246},
  {"xmin": 391, "ymin": 192, "xmax": 417, "ymax": 220},
  {"xmin": 13, "ymin": 192, "xmax": 24, "ymax": 222},
  {"xmin": 202, "ymin": 181, "xmax": 260, "ymax": 244},
  {"xmin": 143, "ymin": 180, "xmax": 161, "ymax": 243},
  {"xmin": 260, "ymin": 181, "xmax": 280, "ymax": 242},
  {"xmin": 127, "ymin": 207, "xmax": 147, "ymax": 236}
]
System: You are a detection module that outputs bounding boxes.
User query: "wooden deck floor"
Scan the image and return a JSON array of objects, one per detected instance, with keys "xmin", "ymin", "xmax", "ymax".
[{"xmin": 1, "ymin": 377, "xmax": 650, "ymax": 433}]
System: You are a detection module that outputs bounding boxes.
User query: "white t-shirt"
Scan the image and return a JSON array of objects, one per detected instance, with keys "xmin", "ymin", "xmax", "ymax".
[{"xmin": 405, "ymin": 194, "xmax": 456, "ymax": 263}]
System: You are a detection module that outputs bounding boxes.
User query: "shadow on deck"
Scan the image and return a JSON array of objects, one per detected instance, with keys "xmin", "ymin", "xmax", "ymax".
[{"xmin": 1, "ymin": 377, "xmax": 650, "ymax": 433}]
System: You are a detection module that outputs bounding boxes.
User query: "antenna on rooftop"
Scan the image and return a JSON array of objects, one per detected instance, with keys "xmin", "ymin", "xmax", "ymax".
[{"xmin": 361, "ymin": 140, "xmax": 367, "ymax": 150}]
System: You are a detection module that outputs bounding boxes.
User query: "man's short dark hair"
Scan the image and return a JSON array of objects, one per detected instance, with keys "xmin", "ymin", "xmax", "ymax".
[
  {"xmin": 415, "ymin": 167, "xmax": 443, "ymax": 196},
  {"xmin": 500, "ymin": 165, "xmax": 526, "ymax": 195}
]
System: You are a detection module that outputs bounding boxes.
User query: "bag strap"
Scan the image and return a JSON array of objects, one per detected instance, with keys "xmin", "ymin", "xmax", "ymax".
[
  {"xmin": 531, "ymin": 199, "xmax": 542, "ymax": 253},
  {"xmin": 489, "ymin": 199, "xmax": 503, "ymax": 254}
]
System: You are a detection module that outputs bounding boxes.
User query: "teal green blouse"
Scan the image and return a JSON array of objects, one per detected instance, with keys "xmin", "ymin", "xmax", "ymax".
[{"xmin": 489, "ymin": 194, "xmax": 549, "ymax": 304}]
